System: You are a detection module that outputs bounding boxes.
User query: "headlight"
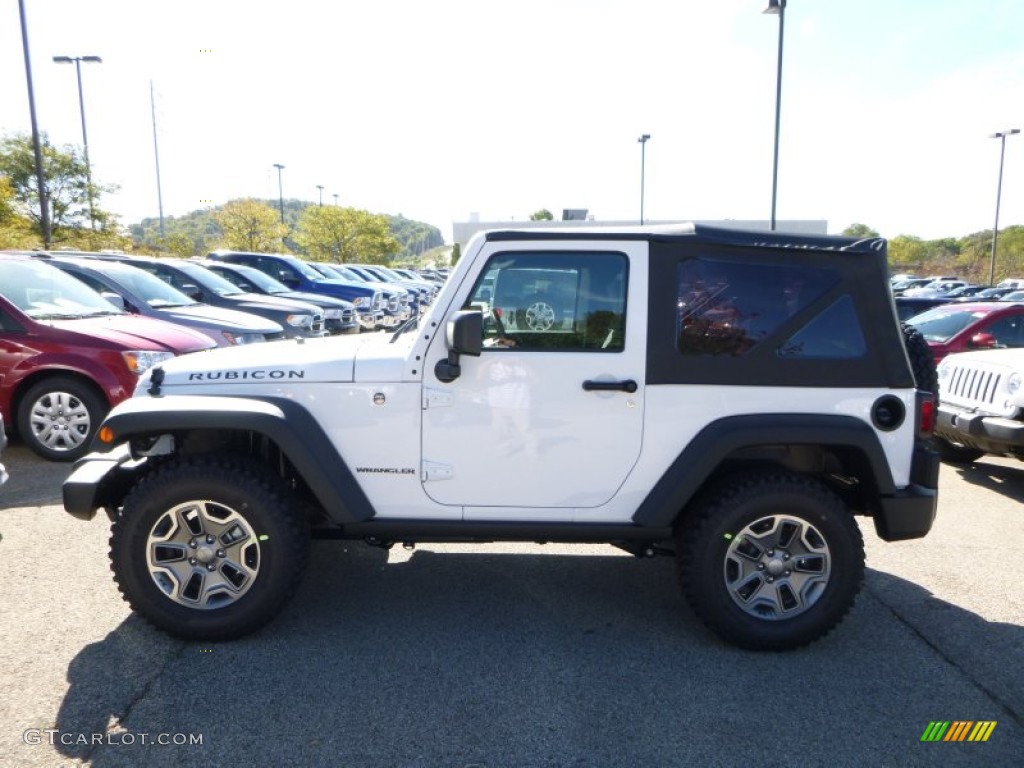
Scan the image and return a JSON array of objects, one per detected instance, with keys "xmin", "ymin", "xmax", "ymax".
[
  {"xmin": 285, "ymin": 314, "xmax": 314, "ymax": 328},
  {"xmin": 1008, "ymin": 372, "xmax": 1022, "ymax": 395},
  {"xmin": 352, "ymin": 297, "xmax": 368, "ymax": 306},
  {"xmin": 324, "ymin": 308, "xmax": 343, "ymax": 319},
  {"xmin": 937, "ymin": 359, "xmax": 952, "ymax": 381},
  {"xmin": 122, "ymin": 350, "xmax": 175, "ymax": 374},
  {"xmin": 222, "ymin": 332, "xmax": 265, "ymax": 345}
]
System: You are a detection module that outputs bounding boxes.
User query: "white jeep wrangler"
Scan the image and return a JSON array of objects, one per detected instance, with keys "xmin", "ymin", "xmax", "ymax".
[
  {"xmin": 64, "ymin": 224, "xmax": 939, "ymax": 650},
  {"xmin": 934, "ymin": 347, "xmax": 1024, "ymax": 463}
]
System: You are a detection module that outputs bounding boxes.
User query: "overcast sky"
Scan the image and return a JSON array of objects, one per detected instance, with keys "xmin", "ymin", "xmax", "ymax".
[{"xmin": 2, "ymin": 0, "xmax": 1023, "ymax": 243}]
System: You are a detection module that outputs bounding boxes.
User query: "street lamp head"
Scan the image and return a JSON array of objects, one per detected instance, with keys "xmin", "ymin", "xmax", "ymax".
[
  {"xmin": 52, "ymin": 55, "xmax": 102, "ymax": 64},
  {"xmin": 273, "ymin": 163, "xmax": 285, "ymax": 170},
  {"xmin": 638, "ymin": 134, "xmax": 651, "ymax": 144},
  {"xmin": 763, "ymin": 0, "xmax": 786, "ymax": 14},
  {"xmin": 990, "ymin": 129, "xmax": 1021, "ymax": 139}
]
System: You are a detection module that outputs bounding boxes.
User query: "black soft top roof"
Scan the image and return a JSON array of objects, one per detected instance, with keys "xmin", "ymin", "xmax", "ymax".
[{"xmin": 484, "ymin": 223, "xmax": 885, "ymax": 255}]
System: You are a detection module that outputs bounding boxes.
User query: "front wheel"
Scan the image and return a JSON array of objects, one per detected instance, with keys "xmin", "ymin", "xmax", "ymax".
[
  {"xmin": 16, "ymin": 376, "xmax": 107, "ymax": 461},
  {"xmin": 935, "ymin": 437, "xmax": 984, "ymax": 464},
  {"xmin": 110, "ymin": 455, "xmax": 310, "ymax": 641},
  {"xmin": 676, "ymin": 473, "xmax": 864, "ymax": 651}
]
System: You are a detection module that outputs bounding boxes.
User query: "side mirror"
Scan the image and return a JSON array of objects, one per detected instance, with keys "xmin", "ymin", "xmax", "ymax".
[
  {"xmin": 279, "ymin": 273, "xmax": 299, "ymax": 287},
  {"xmin": 969, "ymin": 332, "xmax": 997, "ymax": 349},
  {"xmin": 435, "ymin": 310, "xmax": 483, "ymax": 383},
  {"xmin": 182, "ymin": 284, "xmax": 203, "ymax": 301}
]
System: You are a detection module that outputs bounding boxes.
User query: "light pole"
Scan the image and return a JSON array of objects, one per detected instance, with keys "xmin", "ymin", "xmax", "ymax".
[
  {"xmin": 763, "ymin": 0, "xmax": 786, "ymax": 231},
  {"xmin": 333, "ymin": 193, "xmax": 339, "ymax": 206},
  {"xmin": 18, "ymin": 0, "xmax": 50, "ymax": 246},
  {"xmin": 272, "ymin": 163, "xmax": 285, "ymax": 223},
  {"xmin": 316, "ymin": 184, "xmax": 324, "ymax": 206},
  {"xmin": 989, "ymin": 128, "xmax": 1020, "ymax": 285},
  {"xmin": 53, "ymin": 54, "xmax": 102, "ymax": 230},
  {"xmin": 638, "ymin": 134, "xmax": 651, "ymax": 225}
]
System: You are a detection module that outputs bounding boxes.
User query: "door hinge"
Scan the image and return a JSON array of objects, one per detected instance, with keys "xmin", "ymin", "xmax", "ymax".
[
  {"xmin": 422, "ymin": 388, "xmax": 454, "ymax": 409},
  {"xmin": 421, "ymin": 461, "xmax": 454, "ymax": 481}
]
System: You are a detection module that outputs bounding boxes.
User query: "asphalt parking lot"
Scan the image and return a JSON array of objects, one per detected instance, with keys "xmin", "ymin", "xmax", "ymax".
[{"xmin": 0, "ymin": 440, "xmax": 1021, "ymax": 767}]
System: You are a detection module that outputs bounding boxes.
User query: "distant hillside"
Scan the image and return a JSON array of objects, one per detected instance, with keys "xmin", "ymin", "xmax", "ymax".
[{"xmin": 129, "ymin": 200, "xmax": 444, "ymax": 263}]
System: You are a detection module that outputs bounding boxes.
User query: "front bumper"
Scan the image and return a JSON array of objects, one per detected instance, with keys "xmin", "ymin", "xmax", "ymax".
[
  {"xmin": 63, "ymin": 443, "xmax": 136, "ymax": 521},
  {"xmin": 935, "ymin": 404, "xmax": 1024, "ymax": 454}
]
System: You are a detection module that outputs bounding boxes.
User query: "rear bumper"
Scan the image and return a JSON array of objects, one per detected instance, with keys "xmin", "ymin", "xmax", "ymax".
[{"xmin": 873, "ymin": 439, "xmax": 940, "ymax": 541}]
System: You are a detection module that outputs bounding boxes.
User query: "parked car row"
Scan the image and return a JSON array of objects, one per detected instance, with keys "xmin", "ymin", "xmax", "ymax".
[
  {"xmin": 1, "ymin": 248, "xmax": 447, "ymax": 462},
  {"xmin": 0, "ymin": 254, "xmax": 218, "ymax": 461}
]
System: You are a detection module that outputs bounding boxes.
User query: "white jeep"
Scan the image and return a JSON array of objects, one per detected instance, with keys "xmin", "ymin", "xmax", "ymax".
[
  {"xmin": 934, "ymin": 347, "xmax": 1024, "ymax": 463},
  {"xmin": 64, "ymin": 224, "xmax": 939, "ymax": 650}
]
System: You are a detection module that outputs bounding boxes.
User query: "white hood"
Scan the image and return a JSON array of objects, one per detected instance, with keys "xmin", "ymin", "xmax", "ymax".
[{"xmin": 136, "ymin": 332, "xmax": 411, "ymax": 393}]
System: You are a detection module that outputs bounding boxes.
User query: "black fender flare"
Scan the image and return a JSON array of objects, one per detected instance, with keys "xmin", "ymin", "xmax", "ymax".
[
  {"xmin": 632, "ymin": 414, "xmax": 897, "ymax": 528},
  {"xmin": 92, "ymin": 395, "xmax": 374, "ymax": 524}
]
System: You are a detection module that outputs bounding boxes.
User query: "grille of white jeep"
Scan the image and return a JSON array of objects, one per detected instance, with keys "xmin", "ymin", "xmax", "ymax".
[{"xmin": 940, "ymin": 358, "xmax": 1017, "ymax": 417}]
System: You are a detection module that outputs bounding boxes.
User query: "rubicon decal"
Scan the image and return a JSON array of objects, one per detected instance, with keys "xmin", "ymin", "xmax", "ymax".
[
  {"xmin": 920, "ymin": 721, "xmax": 997, "ymax": 742},
  {"xmin": 187, "ymin": 370, "xmax": 305, "ymax": 381},
  {"xmin": 356, "ymin": 467, "xmax": 416, "ymax": 475}
]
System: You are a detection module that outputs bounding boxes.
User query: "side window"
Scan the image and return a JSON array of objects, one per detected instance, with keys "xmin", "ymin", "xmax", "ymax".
[
  {"xmin": 464, "ymin": 251, "xmax": 628, "ymax": 352},
  {"xmin": 980, "ymin": 315, "xmax": 1024, "ymax": 348},
  {"xmin": 779, "ymin": 296, "xmax": 866, "ymax": 359},
  {"xmin": 676, "ymin": 259, "xmax": 842, "ymax": 357}
]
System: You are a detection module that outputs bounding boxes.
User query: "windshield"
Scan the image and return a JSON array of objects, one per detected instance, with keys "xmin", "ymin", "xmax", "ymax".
[
  {"xmin": 909, "ymin": 307, "xmax": 993, "ymax": 342},
  {"xmin": 176, "ymin": 262, "xmax": 246, "ymax": 296},
  {"xmin": 0, "ymin": 259, "xmax": 125, "ymax": 319},
  {"xmin": 216, "ymin": 264, "xmax": 289, "ymax": 293},
  {"xmin": 103, "ymin": 262, "xmax": 199, "ymax": 307}
]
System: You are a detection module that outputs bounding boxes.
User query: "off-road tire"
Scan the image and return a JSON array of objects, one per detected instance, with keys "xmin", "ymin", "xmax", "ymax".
[
  {"xmin": 902, "ymin": 322, "xmax": 938, "ymax": 395},
  {"xmin": 109, "ymin": 455, "xmax": 310, "ymax": 641},
  {"xmin": 676, "ymin": 473, "xmax": 864, "ymax": 651},
  {"xmin": 16, "ymin": 376, "xmax": 107, "ymax": 462}
]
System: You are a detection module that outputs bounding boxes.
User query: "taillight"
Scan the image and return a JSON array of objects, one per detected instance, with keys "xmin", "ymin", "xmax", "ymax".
[{"xmin": 917, "ymin": 391, "xmax": 935, "ymax": 436}]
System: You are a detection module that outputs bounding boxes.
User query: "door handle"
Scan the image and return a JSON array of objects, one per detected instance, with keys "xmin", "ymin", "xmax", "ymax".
[{"xmin": 582, "ymin": 379, "xmax": 638, "ymax": 393}]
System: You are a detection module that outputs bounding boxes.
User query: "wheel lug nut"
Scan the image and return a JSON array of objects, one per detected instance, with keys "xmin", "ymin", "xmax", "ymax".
[
  {"xmin": 767, "ymin": 549, "xmax": 775, "ymax": 556},
  {"xmin": 216, "ymin": 549, "xmax": 225, "ymax": 558},
  {"xmin": 189, "ymin": 540, "xmax": 198, "ymax": 548},
  {"xmin": 757, "ymin": 563, "xmax": 766, "ymax": 570},
  {"xmin": 189, "ymin": 557, "xmax": 197, "ymax": 566},
  {"xmin": 783, "ymin": 553, "xmax": 790, "ymax": 560},
  {"xmin": 206, "ymin": 535, "xmax": 216, "ymax": 544},
  {"xmin": 766, "ymin": 576, "xmax": 774, "ymax": 583},
  {"xmin": 784, "ymin": 570, "xmax": 791, "ymax": 576},
  {"xmin": 206, "ymin": 563, "xmax": 216, "ymax": 572}
]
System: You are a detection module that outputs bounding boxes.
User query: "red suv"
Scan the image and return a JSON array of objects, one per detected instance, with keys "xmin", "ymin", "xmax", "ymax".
[
  {"xmin": 0, "ymin": 255, "xmax": 217, "ymax": 460},
  {"xmin": 907, "ymin": 301, "xmax": 1024, "ymax": 364}
]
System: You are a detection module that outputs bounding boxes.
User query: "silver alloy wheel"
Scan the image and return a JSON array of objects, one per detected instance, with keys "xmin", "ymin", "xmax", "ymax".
[
  {"xmin": 27, "ymin": 390, "xmax": 92, "ymax": 453},
  {"xmin": 146, "ymin": 500, "xmax": 261, "ymax": 609},
  {"xmin": 724, "ymin": 514, "xmax": 831, "ymax": 620},
  {"xmin": 523, "ymin": 301, "xmax": 557, "ymax": 330}
]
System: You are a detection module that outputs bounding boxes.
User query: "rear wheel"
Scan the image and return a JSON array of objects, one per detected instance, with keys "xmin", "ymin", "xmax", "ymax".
[
  {"xmin": 676, "ymin": 473, "xmax": 864, "ymax": 651},
  {"xmin": 110, "ymin": 455, "xmax": 309, "ymax": 641}
]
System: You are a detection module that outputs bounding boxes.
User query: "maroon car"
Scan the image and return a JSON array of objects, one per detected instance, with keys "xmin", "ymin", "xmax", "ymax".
[
  {"xmin": 907, "ymin": 301, "xmax": 1024, "ymax": 364},
  {"xmin": 0, "ymin": 255, "xmax": 217, "ymax": 461}
]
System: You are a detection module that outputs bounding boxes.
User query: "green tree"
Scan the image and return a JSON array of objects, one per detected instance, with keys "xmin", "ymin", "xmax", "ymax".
[
  {"xmin": 0, "ymin": 175, "xmax": 40, "ymax": 248},
  {"xmin": 530, "ymin": 208, "xmax": 554, "ymax": 221},
  {"xmin": 0, "ymin": 132, "xmax": 117, "ymax": 237},
  {"xmin": 450, "ymin": 242, "xmax": 461, "ymax": 267},
  {"xmin": 888, "ymin": 235, "xmax": 928, "ymax": 270},
  {"xmin": 213, "ymin": 198, "xmax": 289, "ymax": 252},
  {"xmin": 841, "ymin": 223, "xmax": 879, "ymax": 238},
  {"xmin": 295, "ymin": 206, "xmax": 399, "ymax": 263}
]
